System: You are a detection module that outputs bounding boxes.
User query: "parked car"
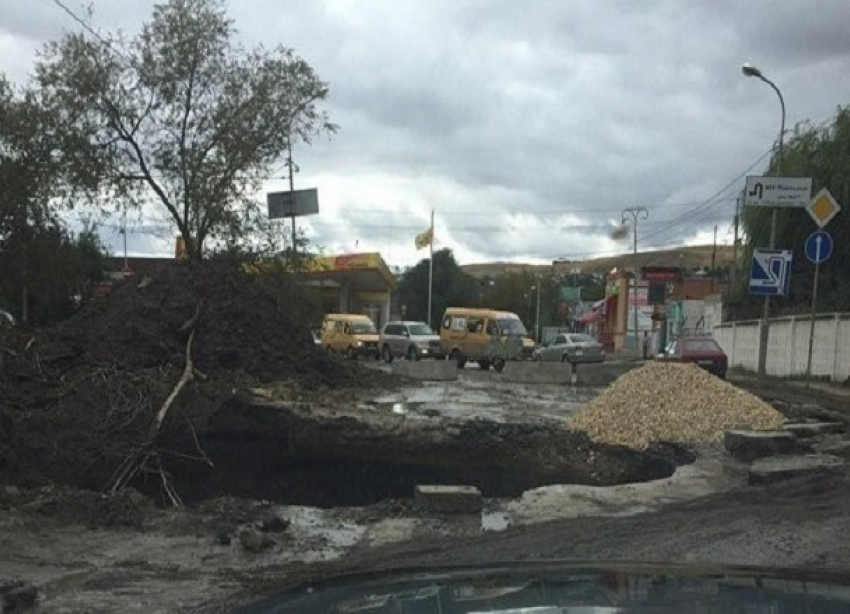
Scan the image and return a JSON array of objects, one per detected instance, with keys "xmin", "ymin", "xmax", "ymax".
[
  {"xmin": 379, "ymin": 321, "xmax": 443, "ymax": 362},
  {"xmin": 533, "ymin": 333, "xmax": 605, "ymax": 364},
  {"xmin": 320, "ymin": 313, "xmax": 380, "ymax": 359},
  {"xmin": 656, "ymin": 335, "xmax": 728, "ymax": 378}
]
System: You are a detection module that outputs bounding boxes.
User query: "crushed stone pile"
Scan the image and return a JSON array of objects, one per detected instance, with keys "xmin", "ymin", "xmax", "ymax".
[{"xmin": 569, "ymin": 362, "xmax": 786, "ymax": 449}]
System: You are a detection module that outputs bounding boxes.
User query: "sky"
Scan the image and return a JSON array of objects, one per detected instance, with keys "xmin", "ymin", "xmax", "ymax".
[{"xmin": 2, "ymin": 0, "xmax": 850, "ymax": 268}]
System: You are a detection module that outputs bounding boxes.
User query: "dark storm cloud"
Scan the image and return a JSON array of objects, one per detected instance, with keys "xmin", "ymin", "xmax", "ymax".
[{"xmin": 3, "ymin": 0, "xmax": 850, "ymax": 265}]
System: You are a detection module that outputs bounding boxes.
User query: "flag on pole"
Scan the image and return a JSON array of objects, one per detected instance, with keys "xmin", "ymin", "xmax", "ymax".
[{"xmin": 415, "ymin": 224, "xmax": 433, "ymax": 250}]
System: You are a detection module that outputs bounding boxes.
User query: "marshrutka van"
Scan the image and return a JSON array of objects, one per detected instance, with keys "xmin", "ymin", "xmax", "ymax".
[
  {"xmin": 439, "ymin": 307, "xmax": 535, "ymax": 372},
  {"xmin": 321, "ymin": 314, "xmax": 380, "ymax": 360}
]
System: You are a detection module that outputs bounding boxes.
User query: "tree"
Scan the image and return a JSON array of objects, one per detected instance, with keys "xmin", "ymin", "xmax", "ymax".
[
  {"xmin": 0, "ymin": 75, "xmax": 110, "ymax": 325},
  {"xmin": 0, "ymin": 78, "xmax": 60, "ymax": 322},
  {"xmin": 36, "ymin": 0, "xmax": 334, "ymax": 261},
  {"xmin": 397, "ymin": 249, "xmax": 479, "ymax": 326},
  {"xmin": 739, "ymin": 105, "xmax": 850, "ymax": 315}
]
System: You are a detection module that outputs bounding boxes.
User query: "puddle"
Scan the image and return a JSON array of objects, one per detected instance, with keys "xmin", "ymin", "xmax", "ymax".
[
  {"xmin": 481, "ymin": 510, "xmax": 511, "ymax": 532},
  {"xmin": 280, "ymin": 506, "xmax": 366, "ymax": 562}
]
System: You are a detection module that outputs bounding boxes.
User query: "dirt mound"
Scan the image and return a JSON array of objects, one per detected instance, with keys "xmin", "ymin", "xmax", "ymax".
[
  {"xmin": 570, "ymin": 362, "xmax": 786, "ymax": 449},
  {"xmin": 0, "ymin": 259, "xmax": 390, "ymax": 493}
]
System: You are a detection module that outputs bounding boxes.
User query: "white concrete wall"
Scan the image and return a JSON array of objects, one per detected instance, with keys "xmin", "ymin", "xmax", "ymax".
[{"xmin": 713, "ymin": 313, "xmax": 850, "ymax": 381}]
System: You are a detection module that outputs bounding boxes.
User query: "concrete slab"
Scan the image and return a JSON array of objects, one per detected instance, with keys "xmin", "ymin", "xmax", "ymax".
[
  {"xmin": 502, "ymin": 361, "xmax": 572, "ymax": 384},
  {"xmin": 748, "ymin": 455, "xmax": 844, "ymax": 486},
  {"xmin": 724, "ymin": 430, "xmax": 802, "ymax": 463},
  {"xmin": 783, "ymin": 422, "xmax": 845, "ymax": 438},
  {"xmin": 573, "ymin": 361, "xmax": 642, "ymax": 387},
  {"xmin": 391, "ymin": 360, "xmax": 458, "ymax": 381},
  {"xmin": 414, "ymin": 485, "xmax": 482, "ymax": 514}
]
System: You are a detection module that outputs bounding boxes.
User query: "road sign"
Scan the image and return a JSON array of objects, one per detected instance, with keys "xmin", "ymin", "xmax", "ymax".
[
  {"xmin": 805, "ymin": 230, "xmax": 833, "ymax": 264},
  {"xmin": 806, "ymin": 188, "xmax": 841, "ymax": 228},
  {"xmin": 744, "ymin": 176, "xmax": 812, "ymax": 208},
  {"xmin": 267, "ymin": 188, "xmax": 319, "ymax": 219},
  {"xmin": 749, "ymin": 249, "xmax": 792, "ymax": 296}
]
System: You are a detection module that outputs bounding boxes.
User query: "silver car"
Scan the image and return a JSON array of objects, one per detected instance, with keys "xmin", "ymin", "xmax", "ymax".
[
  {"xmin": 533, "ymin": 333, "xmax": 605, "ymax": 364},
  {"xmin": 380, "ymin": 321, "xmax": 444, "ymax": 362}
]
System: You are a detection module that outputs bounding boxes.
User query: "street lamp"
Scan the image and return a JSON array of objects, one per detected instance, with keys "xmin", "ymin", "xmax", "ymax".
[
  {"xmin": 622, "ymin": 206, "xmax": 649, "ymax": 354},
  {"xmin": 530, "ymin": 277, "xmax": 542, "ymax": 342},
  {"xmin": 535, "ymin": 275, "xmax": 541, "ymax": 343},
  {"xmin": 742, "ymin": 62, "xmax": 786, "ymax": 380}
]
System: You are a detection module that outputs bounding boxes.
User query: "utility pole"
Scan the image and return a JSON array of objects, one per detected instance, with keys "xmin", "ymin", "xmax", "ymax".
[
  {"xmin": 622, "ymin": 206, "xmax": 649, "ymax": 354},
  {"xmin": 732, "ymin": 192, "xmax": 741, "ymax": 287},
  {"xmin": 711, "ymin": 225, "xmax": 718, "ymax": 294},
  {"xmin": 535, "ymin": 274, "xmax": 542, "ymax": 343},
  {"xmin": 286, "ymin": 132, "xmax": 297, "ymax": 258}
]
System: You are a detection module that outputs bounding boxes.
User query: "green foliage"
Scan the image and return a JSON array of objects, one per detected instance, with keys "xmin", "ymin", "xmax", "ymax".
[
  {"xmin": 0, "ymin": 75, "xmax": 109, "ymax": 325},
  {"xmin": 397, "ymin": 249, "xmax": 479, "ymax": 327},
  {"xmin": 0, "ymin": 224, "xmax": 109, "ymax": 326},
  {"xmin": 740, "ymin": 105, "xmax": 850, "ymax": 316},
  {"xmin": 36, "ymin": 0, "xmax": 334, "ymax": 260}
]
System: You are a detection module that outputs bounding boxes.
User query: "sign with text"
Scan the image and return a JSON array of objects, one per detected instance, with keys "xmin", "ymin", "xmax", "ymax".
[
  {"xmin": 641, "ymin": 266, "xmax": 682, "ymax": 282},
  {"xmin": 267, "ymin": 188, "xmax": 319, "ymax": 219},
  {"xmin": 744, "ymin": 176, "xmax": 812, "ymax": 209}
]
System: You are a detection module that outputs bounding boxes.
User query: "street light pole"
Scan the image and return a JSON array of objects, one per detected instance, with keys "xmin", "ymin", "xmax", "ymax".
[
  {"xmin": 742, "ymin": 63, "xmax": 785, "ymax": 380},
  {"xmin": 535, "ymin": 274, "xmax": 541, "ymax": 343},
  {"xmin": 622, "ymin": 206, "xmax": 649, "ymax": 354}
]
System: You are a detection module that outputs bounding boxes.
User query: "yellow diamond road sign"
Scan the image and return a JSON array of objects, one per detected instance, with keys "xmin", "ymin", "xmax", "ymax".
[{"xmin": 806, "ymin": 188, "xmax": 841, "ymax": 228}]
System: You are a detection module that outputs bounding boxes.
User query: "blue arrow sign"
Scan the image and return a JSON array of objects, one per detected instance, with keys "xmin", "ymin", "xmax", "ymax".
[
  {"xmin": 749, "ymin": 249, "xmax": 792, "ymax": 296},
  {"xmin": 805, "ymin": 230, "xmax": 833, "ymax": 264}
]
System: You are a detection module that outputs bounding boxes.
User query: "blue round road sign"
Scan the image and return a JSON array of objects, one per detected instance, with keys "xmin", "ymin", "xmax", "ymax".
[{"xmin": 805, "ymin": 230, "xmax": 833, "ymax": 264}]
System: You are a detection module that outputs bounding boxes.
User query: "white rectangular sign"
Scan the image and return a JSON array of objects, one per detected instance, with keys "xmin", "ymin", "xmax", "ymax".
[{"xmin": 744, "ymin": 176, "xmax": 812, "ymax": 208}]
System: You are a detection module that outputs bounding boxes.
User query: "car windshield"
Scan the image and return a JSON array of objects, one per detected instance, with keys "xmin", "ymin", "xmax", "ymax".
[
  {"xmin": 352, "ymin": 322, "xmax": 377, "ymax": 334},
  {"xmin": 497, "ymin": 317, "xmax": 528, "ymax": 336},
  {"xmin": 684, "ymin": 339, "xmax": 721, "ymax": 352},
  {"xmin": 408, "ymin": 323, "xmax": 434, "ymax": 336},
  {"xmin": 570, "ymin": 334, "xmax": 597, "ymax": 344}
]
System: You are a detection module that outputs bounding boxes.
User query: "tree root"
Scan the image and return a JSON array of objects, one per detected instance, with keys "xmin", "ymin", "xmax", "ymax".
[{"xmin": 107, "ymin": 302, "xmax": 203, "ymax": 505}]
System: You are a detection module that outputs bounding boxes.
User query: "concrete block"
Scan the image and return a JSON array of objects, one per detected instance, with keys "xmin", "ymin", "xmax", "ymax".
[
  {"xmin": 724, "ymin": 430, "xmax": 802, "ymax": 463},
  {"xmin": 572, "ymin": 361, "xmax": 642, "ymax": 387},
  {"xmin": 414, "ymin": 484, "xmax": 482, "ymax": 514},
  {"xmin": 502, "ymin": 361, "xmax": 572, "ymax": 384},
  {"xmin": 391, "ymin": 360, "xmax": 458, "ymax": 381},
  {"xmin": 748, "ymin": 455, "xmax": 843, "ymax": 485},
  {"xmin": 783, "ymin": 422, "xmax": 845, "ymax": 439}
]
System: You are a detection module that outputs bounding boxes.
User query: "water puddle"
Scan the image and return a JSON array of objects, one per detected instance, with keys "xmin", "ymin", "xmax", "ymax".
[{"xmin": 481, "ymin": 510, "xmax": 511, "ymax": 532}]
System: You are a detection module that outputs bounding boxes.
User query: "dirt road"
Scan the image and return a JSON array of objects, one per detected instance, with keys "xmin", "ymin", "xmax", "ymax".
[{"xmin": 2, "ymin": 371, "xmax": 850, "ymax": 612}]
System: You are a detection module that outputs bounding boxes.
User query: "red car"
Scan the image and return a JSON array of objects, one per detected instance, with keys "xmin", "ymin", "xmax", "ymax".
[{"xmin": 657, "ymin": 335, "xmax": 728, "ymax": 378}]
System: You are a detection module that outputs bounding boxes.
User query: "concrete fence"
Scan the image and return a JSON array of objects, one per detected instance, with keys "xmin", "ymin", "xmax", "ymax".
[{"xmin": 713, "ymin": 313, "xmax": 850, "ymax": 382}]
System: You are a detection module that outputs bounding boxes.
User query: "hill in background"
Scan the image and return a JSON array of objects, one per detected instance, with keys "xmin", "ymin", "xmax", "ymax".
[{"xmin": 461, "ymin": 244, "xmax": 735, "ymax": 278}]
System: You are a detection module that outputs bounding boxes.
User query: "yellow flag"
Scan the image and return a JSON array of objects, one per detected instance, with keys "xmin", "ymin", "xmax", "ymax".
[{"xmin": 415, "ymin": 225, "xmax": 433, "ymax": 250}]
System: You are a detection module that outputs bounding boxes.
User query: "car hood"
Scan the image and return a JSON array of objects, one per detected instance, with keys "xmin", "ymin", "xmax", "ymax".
[
  {"xmin": 411, "ymin": 334, "xmax": 441, "ymax": 343},
  {"xmin": 237, "ymin": 560, "xmax": 850, "ymax": 612}
]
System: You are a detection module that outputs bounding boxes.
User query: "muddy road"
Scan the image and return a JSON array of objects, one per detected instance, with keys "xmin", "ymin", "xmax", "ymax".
[{"xmin": 2, "ymin": 369, "xmax": 850, "ymax": 612}]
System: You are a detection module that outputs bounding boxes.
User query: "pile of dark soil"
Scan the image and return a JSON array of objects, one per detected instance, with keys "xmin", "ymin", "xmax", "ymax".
[{"xmin": 0, "ymin": 259, "xmax": 388, "ymax": 493}]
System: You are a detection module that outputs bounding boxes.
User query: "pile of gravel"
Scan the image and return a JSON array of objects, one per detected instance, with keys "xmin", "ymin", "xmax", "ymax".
[{"xmin": 570, "ymin": 362, "xmax": 785, "ymax": 449}]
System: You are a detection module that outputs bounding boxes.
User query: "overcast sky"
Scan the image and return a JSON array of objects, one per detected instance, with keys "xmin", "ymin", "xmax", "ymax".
[{"xmin": 3, "ymin": 0, "xmax": 850, "ymax": 267}]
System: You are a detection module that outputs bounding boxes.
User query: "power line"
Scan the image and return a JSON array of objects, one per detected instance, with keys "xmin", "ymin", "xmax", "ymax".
[{"xmin": 639, "ymin": 146, "xmax": 774, "ymax": 243}]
